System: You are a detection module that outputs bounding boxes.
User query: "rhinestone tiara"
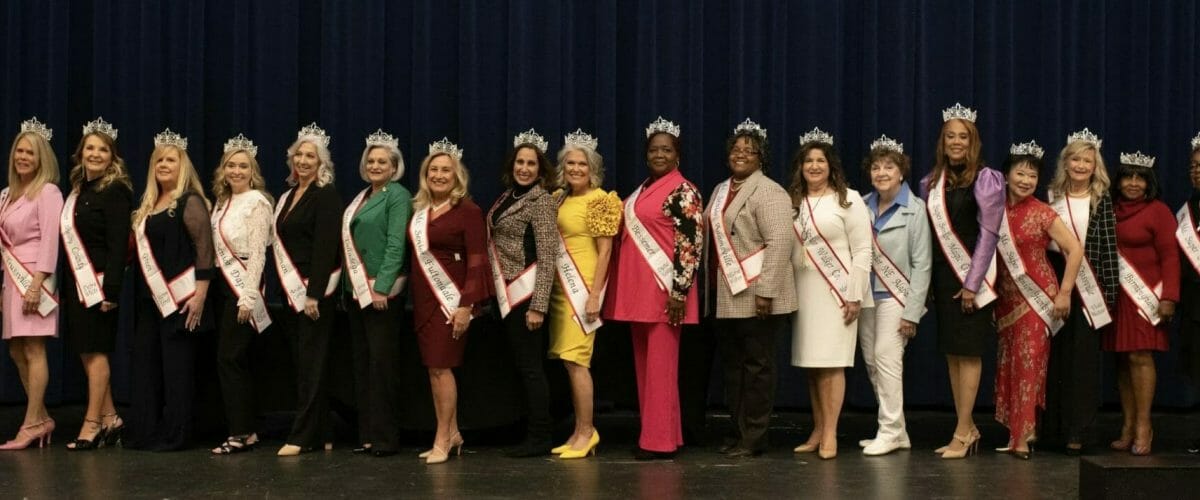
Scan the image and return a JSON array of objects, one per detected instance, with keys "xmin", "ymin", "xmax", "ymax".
[
  {"xmin": 1066, "ymin": 128, "xmax": 1102, "ymax": 149},
  {"xmin": 20, "ymin": 117, "xmax": 53, "ymax": 142},
  {"xmin": 154, "ymin": 128, "xmax": 188, "ymax": 151},
  {"xmin": 82, "ymin": 117, "xmax": 118, "ymax": 140},
  {"xmin": 365, "ymin": 129, "xmax": 399, "ymax": 150},
  {"xmin": 733, "ymin": 118, "xmax": 766, "ymax": 140},
  {"xmin": 1120, "ymin": 151, "xmax": 1155, "ymax": 168},
  {"xmin": 1190, "ymin": 131, "xmax": 1200, "ymax": 151},
  {"xmin": 428, "ymin": 137, "xmax": 463, "ymax": 161},
  {"xmin": 798, "ymin": 126, "xmax": 834, "ymax": 147},
  {"xmin": 942, "ymin": 103, "xmax": 977, "ymax": 123},
  {"xmin": 513, "ymin": 128, "xmax": 549, "ymax": 154},
  {"xmin": 1009, "ymin": 140, "xmax": 1044, "ymax": 159},
  {"xmin": 564, "ymin": 129, "xmax": 599, "ymax": 151},
  {"xmin": 223, "ymin": 133, "xmax": 258, "ymax": 157},
  {"xmin": 869, "ymin": 134, "xmax": 903, "ymax": 154},
  {"xmin": 297, "ymin": 122, "xmax": 330, "ymax": 148},
  {"xmin": 645, "ymin": 116, "xmax": 681, "ymax": 139}
]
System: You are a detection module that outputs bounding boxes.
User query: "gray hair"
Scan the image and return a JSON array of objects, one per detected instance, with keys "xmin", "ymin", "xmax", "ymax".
[
  {"xmin": 555, "ymin": 145, "xmax": 604, "ymax": 189},
  {"xmin": 359, "ymin": 144, "xmax": 405, "ymax": 182}
]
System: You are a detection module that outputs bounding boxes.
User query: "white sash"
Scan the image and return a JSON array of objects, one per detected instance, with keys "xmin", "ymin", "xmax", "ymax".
[
  {"xmin": 927, "ymin": 173, "xmax": 998, "ymax": 307},
  {"xmin": 60, "ymin": 190, "xmax": 106, "ymax": 307},
  {"xmin": 1117, "ymin": 251, "xmax": 1163, "ymax": 326},
  {"xmin": 555, "ymin": 231, "xmax": 604, "ymax": 333},
  {"xmin": 488, "ymin": 244, "xmax": 536, "ymax": 318},
  {"xmin": 0, "ymin": 188, "xmax": 58, "ymax": 317},
  {"xmin": 997, "ymin": 211, "xmax": 1064, "ymax": 334},
  {"xmin": 871, "ymin": 235, "xmax": 914, "ymax": 309},
  {"xmin": 212, "ymin": 197, "xmax": 272, "ymax": 333},
  {"xmin": 793, "ymin": 195, "xmax": 851, "ymax": 306},
  {"xmin": 134, "ymin": 215, "xmax": 196, "ymax": 318},
  {"xmin": 708, "ymin": 180, "xmax": 765, "ymax": 295},
  {"xmin": 410, "ymin": 206, "xmax": 463, "ymax": 319},
  {"xmin": 342, "ymin": 189, "xmax": 405, "ymax": 309},
  {"xmin": 272, "ymin": 189, "xmax": 341, "ymax": 313},
  {"xmin": 624, "ymin": 184, "xmax": 675, "ymax": 291},
  {"xmin": 1176, "ymin": 205, "xmax": 1200, "ymax": 277},
  {"xmin": 1049, "ymin": 196, "xmax": 1112, "ymax": 328}
]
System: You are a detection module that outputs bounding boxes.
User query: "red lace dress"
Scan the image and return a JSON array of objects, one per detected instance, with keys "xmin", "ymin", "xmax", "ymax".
[{"xmin": 994, "ymin": 196, "xmax": 1060, "ymax": 444}]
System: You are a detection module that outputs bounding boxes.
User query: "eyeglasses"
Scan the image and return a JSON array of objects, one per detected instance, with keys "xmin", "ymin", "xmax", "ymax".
[
  {"xmin": 730, "ymin": 148, "xmax": 760, "ymax": 156},
  {"xmin": 1191, "ymin": 162, "xmax": 1200, "ymax": 171}
]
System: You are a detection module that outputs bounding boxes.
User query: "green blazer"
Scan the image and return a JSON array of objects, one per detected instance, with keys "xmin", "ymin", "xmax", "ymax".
[{"xmin": 343, "ymin": 181, "xmax": 413, "ymax": 294}]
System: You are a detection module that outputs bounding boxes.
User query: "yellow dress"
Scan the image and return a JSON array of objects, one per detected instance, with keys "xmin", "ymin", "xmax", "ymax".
[{"xmin": 548, "ymin": 188, "xmax": 621, "ymax": 367}]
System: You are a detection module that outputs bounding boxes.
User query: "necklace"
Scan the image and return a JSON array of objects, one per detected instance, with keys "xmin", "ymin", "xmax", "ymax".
[
  {"xmin": 431, "ymin": 199, "xmax": 451, "ymax": 212},
  {"xmin": 511, "ymin": 189, "xmax": 529, "ymax": 200},
  {"xmin": 1068, "ymin": 187, "xmax": 1090, "ymax": 198}
]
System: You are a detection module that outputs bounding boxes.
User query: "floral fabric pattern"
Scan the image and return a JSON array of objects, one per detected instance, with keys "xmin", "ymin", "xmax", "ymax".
[{"xmin": 663, "ymin": 182, "xmax": 704, "ymax": 302}]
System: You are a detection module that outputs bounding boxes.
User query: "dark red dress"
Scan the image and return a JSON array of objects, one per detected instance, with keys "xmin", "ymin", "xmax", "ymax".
[
  {"xmin": 1103, "ymin": 198, "xmax": 1179, "ymax": 352},
  {"xmin": 409, "ymin": 199, "xmax": 490, "ymax": 368}
]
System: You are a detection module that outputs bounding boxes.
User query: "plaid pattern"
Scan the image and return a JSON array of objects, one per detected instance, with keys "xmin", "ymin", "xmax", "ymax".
[{"xmin": 1087, "ymin": 193, "xmax": 1120, "ymax": 308}]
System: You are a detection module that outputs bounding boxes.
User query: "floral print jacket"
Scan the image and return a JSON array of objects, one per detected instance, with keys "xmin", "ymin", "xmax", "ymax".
[{"xmin": 663, "ymin": 182, "xmax": 704, "ymax": 302}]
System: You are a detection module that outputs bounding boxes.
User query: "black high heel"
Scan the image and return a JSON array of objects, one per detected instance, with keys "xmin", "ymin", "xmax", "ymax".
[
  {"xmin": 101, "ymin": 413, "xmax": 124, "ymax": 447},
  {"xmin": 66, "ymin": 419, "xmax": 107, "ymax": 451}
]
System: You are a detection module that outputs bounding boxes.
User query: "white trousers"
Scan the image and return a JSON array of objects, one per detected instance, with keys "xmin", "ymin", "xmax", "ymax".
[{"xmin": 857, "ymin": 298, "xmax": 908, "ymax": 441}]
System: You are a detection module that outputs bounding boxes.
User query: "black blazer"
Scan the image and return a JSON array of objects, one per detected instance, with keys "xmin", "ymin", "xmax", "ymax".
[
  {"xmin": 64, "ymin": 177, "xmax": 134, "ymax": 300},
  {"xmin": 276, "ymin": 183, "xmax": 343, "ymax": 300}
]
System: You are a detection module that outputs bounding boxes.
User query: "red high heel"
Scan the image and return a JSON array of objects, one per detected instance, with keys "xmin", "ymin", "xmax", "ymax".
[{"xmin": 0, "ymin": 419, "xmax": 55, "ymax": 450}]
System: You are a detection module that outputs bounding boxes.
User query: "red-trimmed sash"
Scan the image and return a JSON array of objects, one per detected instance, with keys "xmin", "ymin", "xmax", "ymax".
[
  {"xmin": 555, "ymin": 196, "xmax": 605, "ymax": 333},
  {"xmin": 1176, "ymin": 205, "xmax": 1200, "ymax": 277},
  {"xmin": 793, "ymin": 195, "xmax": 850, "ymax": 306},
  {"xmin": 997, "ymin": 210, "xmax": 1064, "ymax": 334},
  {"xmin": 342, "ymin": 189, "xmax": 405, "ymax": 309},
  {"xmin": 927, "ymin": 173, "xmax": 998, "ymax": 307},
  {"xmin": 871, "ymin": 234, "xmax": 914, "ymax": 310},
  {"xmin": 212, "ymin": 195, "xmax": 272, "ymax": 333},
  {"xmin": 486, "ymin": 192, "xmax": 538, "ymax": 318},
  {"xmin": 60, "ymin": 190, "xmax": 105, "ymax": 307},
  {"xmin": 272, "ymin": 188, "xmax": 341, "ymax": 313},
  {"xmin": 0, "ymin": 189, "xmax": 58, "ymax": 316},
  {"xmin": 1117, "ymin": 251, "xmax": 1163, "ymax": 326},
  {"xmin": 133, "ymin": 214, "xmax": 195, "ymax": 318},
  {"xmin": 1049, "ymin": 195, "xmax": 1111, "ymax": 328},
  {"xmin": 410, "ymin": 205, "xmax": 462, "ymax": 319},
  {"xmin": 708, "ymin": 179, "xmax": 764, "ymax": 295},
  {"xmin": 624, "ymin": 184, "xmax": 675, "ymax": 291}
]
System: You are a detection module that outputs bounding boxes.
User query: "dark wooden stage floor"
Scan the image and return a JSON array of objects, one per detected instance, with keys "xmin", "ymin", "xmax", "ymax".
[{"xmin": 0, "ymin": 405, "xmax": 1196, "ymax": 499}]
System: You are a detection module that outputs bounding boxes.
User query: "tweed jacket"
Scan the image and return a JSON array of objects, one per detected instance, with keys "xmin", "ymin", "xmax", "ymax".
[
  {"xmin": 487, "ymin": 184, "xmax": 560, "ymax": 314},
  {"xmin": 706, "ymin": 170, "xmax": 797, "ymax": 318},
  {"xmin": 1048, "ymin": 191, "xmax": 1119, "ymax": 310},
  {"xmin": 864, "ymin": 184, "xmax": 933, "ymax": 324}
]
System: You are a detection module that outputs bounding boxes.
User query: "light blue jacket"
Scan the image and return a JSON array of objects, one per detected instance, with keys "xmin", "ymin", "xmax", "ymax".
[{"xmin": 864, "ymin": 183, "xmax": 932, "ymax": 324}]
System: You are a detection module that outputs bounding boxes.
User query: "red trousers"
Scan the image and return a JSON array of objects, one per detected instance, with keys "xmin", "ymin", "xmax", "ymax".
[{"xmin": 631, "ymin": 322, "xmax": 683, "ymax": 452}]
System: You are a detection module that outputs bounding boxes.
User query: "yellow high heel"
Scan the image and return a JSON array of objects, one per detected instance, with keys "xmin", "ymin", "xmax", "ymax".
[
  {"xmin": 559, "ymin": 431, "xmax": 599, "ymax": 460},
  {"xmin": 550, "ymin": 442, "xmax": 572, "ymax": 455}
]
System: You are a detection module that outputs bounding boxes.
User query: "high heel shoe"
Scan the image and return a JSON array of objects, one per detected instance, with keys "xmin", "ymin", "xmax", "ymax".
[
  {"xmin": 559, "ymin": 430, "xmax": 600, "ymax": 459},
  {"xmin": 818, "ymin": 441, "xmax": 838, "ymax": 460},
  {"xmin": 1131, "ymin": 429, "xmax": 1153, "ymax": 456},
  {"xmin": 66, "ymin": 419, "xmax": 106, "ymax": 451},
  {"xmin": 425, "ymin": 435, "xmax": 464, "ymax": 465},
  {"xmin": 940, "ymin": 430, "xmax": 980, "ymax": 459},
  {"xmin": 419, "ymin": 432, "xmax": 461, "ymax": 459},
  {"xmin": 0, "ymin": 418, "xmax": 55, "ymax": 450},
  {"xmin": 277, "ymin": 444, "xmax": 303, "ymax": 457},
  {"xmin": 101, "ymin": 413, "xmax": 124, "ymax": 448},
  {"xmin": 793, "ymin": 441, "xmax": 820, "ymax": 453},
  {"xmin": 551, "ymin": 441, "xmax": 573, "ymax": 455}
]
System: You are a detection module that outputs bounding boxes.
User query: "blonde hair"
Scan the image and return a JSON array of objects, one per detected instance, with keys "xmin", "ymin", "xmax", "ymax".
[
  {"xmin": 285, "ymin": 138, "xmax": 335, "ymax": 187},
  {"xmin": 7, "ymin": 132, "xmax": 60, "ymax": 200},
  {"xmin": 132, "ymin": 145, "xmax": 211, "ymax": 225},
  {"xmin": 555, "ymin": 145, "xmax": 605, "ymax": 190},
  {"xmin": 1049, "ymin": 141, "xmax": 1110, "ymax": 208},
  {"xmin": 413, "ymin": 153, "xmax": 470, "ymax": 210},
  {"xmin": 359, "ymin": 144, "xmax": 405, "ymax": 182},
  {"xmin": 68, "ymin": 132, "xmax": 132, "ymax": 194},
  {"xmin": 212, "ymin": 149, "xmax": 273, "ymax": 205}
]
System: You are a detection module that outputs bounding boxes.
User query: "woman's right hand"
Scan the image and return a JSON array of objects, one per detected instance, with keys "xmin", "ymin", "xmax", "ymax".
[
  {"xmin": 449, "ymin": 306, "xmax": 472, "ymax": 339},
  {"xmin": 304, "ymin": 298, "xmax": 320, "ymax": 321}
]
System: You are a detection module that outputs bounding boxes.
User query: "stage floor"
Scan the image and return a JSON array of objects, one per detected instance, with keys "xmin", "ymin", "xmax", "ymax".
[{"xmin": 0, "ymin": 405, "xmax": 1196, "ymax": 499}]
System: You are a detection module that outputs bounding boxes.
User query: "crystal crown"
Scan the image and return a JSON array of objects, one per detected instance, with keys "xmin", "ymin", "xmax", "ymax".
[
  {"xmin": 82, "ymin": 117, "xmax": 117, "ymax": 140},
  {"xmin": 942, "ymin": 103, "xmax": 978, "ymax": 123},
  {"xmin": 513, "ymin": 128, "xmax": 549, "ymax": 154},
  {"xmin": 869, "ymin": 134, "xmax": 903, "ymax": 154},
  {"xmin": 645, "ymin": 116, "xmax": 681, "ymax": 138},
  {"xmin": 798, "ymin": 127, "xmax": 834, "ymax": 147},
  {"xmin": 564, "ymin": 129, "xmax": 599, "ymax": 151},
  {"xmin": 1066, "ymin": 128, "xmax": 1102, "ymax": 149},
  {"xmin": 733, "ymin": 118, "xmax": 766, "ymax": 140},
  {"xmin": 223, "ymin": 133, "xmax": 258, "ymax": 157},
  {"xmin": 297, "ymin": 122, "xmax": 330, "ymax": 148},
  {"xmin": 154, "ymin": 128, "xmax": 188, "ymax": 151},
  {"xmin": 20, "ymin": 117, "xmax": 53, "ymax": 142},
  {"xmin": 428, "ymin": 137, "xmax": 463, "ymax": 161},
  {"xmin": 1009, "ymin": 140, "xmax": 1044, "ymax": 159},
  {"xmin": 1120, "ymin": 151, "xmax": 1155, "ymax": 168}
]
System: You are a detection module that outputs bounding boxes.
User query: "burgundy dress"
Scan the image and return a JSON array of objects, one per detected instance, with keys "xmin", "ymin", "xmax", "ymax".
[
  {"xmin": 409, "ymin": 199, "xmax": 490, "ymax": 368},
  {"xmin": 1103, "ymin": 198, "xmax": 1179, "ymax": 352}
]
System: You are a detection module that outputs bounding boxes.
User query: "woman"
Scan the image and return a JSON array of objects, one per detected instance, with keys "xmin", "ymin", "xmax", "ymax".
[
  {"xmin": 707, "ymin": 119, "xmax": 795, "ymax": 458},
  {"xmin": 409, "ymin": 138, "xmax": 489, "ymax": 464},
  {"xmin": 920, "ymin": 104, "xmax": 1003, "ymax": 459},
  {"xmin": 127, "ymin": 129, "xmax": 214, "ymax": 452},
  {"xmin": 547, "ymin": 129, "xmax": 621, "ymax": 459},
  {"xmin": 992, "ymin": 143, "xmax": 1083, "ymax": 459},
  {"xmin": 1179, "ymin": 131, "xmax": 1200, "ymax": 454},
  {"xmin": 856, "ymin": 135, "xmax": 931, "ymax": 456},
  {"xmin": 273, "ymin": 123, "xmax": 343, "ymax": 457},
  {"xmin": 344, "ymin": 129, "xmax": 411, "ymax": 457},
  {"xmin": 59, "ymin": 118, "xmax": 133, "ymax": 450},
  {"xmin": 209, "ymin": 134, "xmax": 274, "ymax": 454},
  {"xmin": 789, "ymin": 128, "xmax": 872, "ymax": 460},
  {"xmin": 488, "ymin": 129, "xmax": 558, "ymax": 457},
  {"xmin": 0, "ymin": 118, "xmax": 63, "ymax": 450},
  {"xmin": 1106, "ymin": 150, "xmax": 1177, "ymax": 456},
  {"xmin": 1042, "ymin": 129, "xmax": 1119, "ymax": 455},
  {"xmin": 604, "ymin": 117, "xmax": 703, "ymax": 460}
]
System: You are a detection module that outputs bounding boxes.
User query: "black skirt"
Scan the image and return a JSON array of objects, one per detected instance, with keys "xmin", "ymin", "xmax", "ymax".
[
  {"xmin": 931, "ymin": 259, "xmax": 995, "ymax": 356},
  {"xmin": 62, "ymin": 282, "xmax": 119, "ymax": 354}
]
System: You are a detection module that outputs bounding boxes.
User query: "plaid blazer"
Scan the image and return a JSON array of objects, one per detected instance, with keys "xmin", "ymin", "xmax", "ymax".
[
  {"xmin": 1087, "ymin": 193, "xmax": 1120, "ymax": 308},
  {"xmin": 487, "ymin": 185, "xmax": 560, "ymax": 314},
  {"xmin": 705, "ymin": 170, "xmax": 797, "ymax": 318}
]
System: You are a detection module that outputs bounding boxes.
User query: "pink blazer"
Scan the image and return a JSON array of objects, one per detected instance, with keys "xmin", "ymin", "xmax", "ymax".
[{"xmin": 0, "ymin": 184, "xmax": 64, "ymax": 274}]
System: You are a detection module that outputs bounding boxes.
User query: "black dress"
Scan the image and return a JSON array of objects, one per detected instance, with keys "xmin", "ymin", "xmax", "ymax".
[
  {"xmin": 61, "ymin": 177, "xmax": 133, "ymax": 354},
  {"xmin": 930, "ymin": 179, "xmax": 996, "ymax": 356}
]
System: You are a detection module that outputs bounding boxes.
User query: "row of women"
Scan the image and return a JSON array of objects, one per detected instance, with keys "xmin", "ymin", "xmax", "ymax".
[{"xmin": 0, "ymin": 106, "xmax": 1195, "ymax": 463}]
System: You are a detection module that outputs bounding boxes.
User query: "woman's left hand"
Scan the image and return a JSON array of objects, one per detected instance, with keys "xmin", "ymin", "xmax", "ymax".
[
  {"xmin": 842, "ymin": 300, "xmax": 861, "ymax": 325},
  {"xmin": 667, "ymin": 297, "xmax": 686, "ymax": 326},
  {"xmin": 1159, "ymin": 300, "xmax": 1176, "ymax": 323},
  {"xmin": 526, "ymin": 310, "xmax": 545, "ymax": 331},
  {"xmin": 1052, "ymin": 290, "xmax": 1071, "ymax": 320},
  {"xmin": 22, "ymin": 287, "xmax": 41, "ymax": 314},
  {"xmin": 237, "ymin": 305, "xmax": 252, "ymax": 324}
]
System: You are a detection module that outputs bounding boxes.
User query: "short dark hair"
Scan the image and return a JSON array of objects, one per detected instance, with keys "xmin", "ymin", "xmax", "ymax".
[
  {"xmin": 1002, "ymin": 154, "xmax": 1043, "ymax": 176},
  {"xmin": 645, "ymin": 132, "xmax": 682, "ymax": 161},
  {"xmin": 501, "ymin": 144, "xmax": 554, "ymax": 191},
  {"xmin": 724, "ymin": 132, "xmax": 770, "ymax": 173},
  {"xmin": 1112, "ymin": 163, "xmax": 1160, "ymax": 201},
  {"xmin": 861, "ymin": 148, "xmax": 911, "ymax": 179}
]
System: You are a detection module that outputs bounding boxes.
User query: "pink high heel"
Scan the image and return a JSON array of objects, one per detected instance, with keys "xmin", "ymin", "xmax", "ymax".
[{"xmin": 0, "ymin": 418, "xmax": 55, "ymax": 450}]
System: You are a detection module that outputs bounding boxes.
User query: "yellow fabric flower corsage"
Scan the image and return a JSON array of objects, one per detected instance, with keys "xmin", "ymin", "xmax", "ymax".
[{"xmin": 586, "ymin": 191, "xmax": 622, "ymax": 237}]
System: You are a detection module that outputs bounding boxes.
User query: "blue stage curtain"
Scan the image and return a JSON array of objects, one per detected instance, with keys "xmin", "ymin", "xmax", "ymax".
[{"xmin": 1, "ymin": 0, "xmax": 1198, "ymax": 412}]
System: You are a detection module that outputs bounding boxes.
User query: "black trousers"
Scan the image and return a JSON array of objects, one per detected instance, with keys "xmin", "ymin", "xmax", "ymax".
[
  {"xmin": 504, "ymin": 302, "xmax": 552, "ymax": 444},
  {"xmin": 1041, "ymin": 299, "xmax": 1101, "ymax": 445},
  {"xmin": 717, "ymin": 315, "xmax": 783, "ymax": 452},
  {"xmin": 215, "ymin": 282, "xmax": 259, "ymax": 436},
  {"xmin": 281, "ymin": 297, "xmax": 336, "ymax": 448},
  {"xmin": 128, "ymin": 302, "xmax": 198, "ymax": 451},
  {"xmin": 347, "ymin": 296, "xmax": 403, "ymax": 451}
]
